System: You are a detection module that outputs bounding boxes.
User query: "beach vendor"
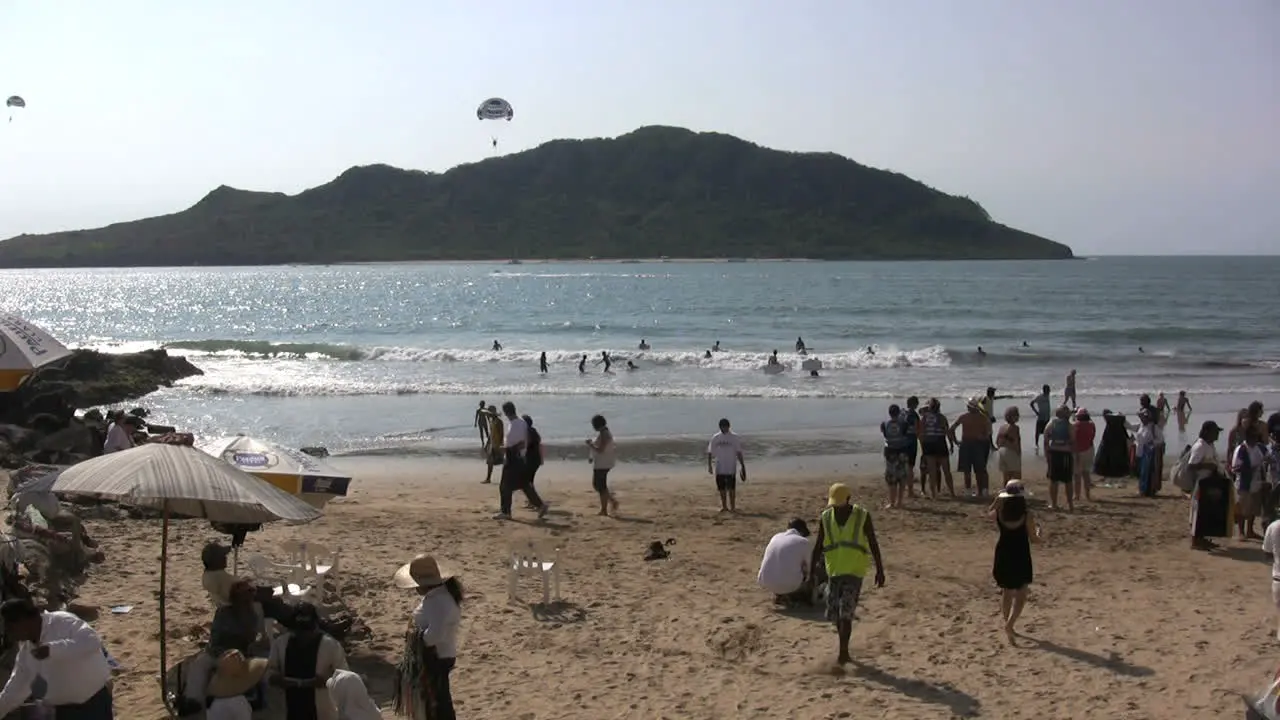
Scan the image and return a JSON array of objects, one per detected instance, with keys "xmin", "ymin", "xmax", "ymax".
[
  {"xmin": 809, "ymin": 483, "xmax": 886, "ymax": 665},
  {"xmin": 393, "ymin": 554, "xmax": 462, "ymax": 720}
]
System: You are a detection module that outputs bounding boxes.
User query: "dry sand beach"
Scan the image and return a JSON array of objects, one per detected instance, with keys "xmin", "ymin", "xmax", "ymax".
[{"xmin": 29, "ymin": 455, "xmax": 1274, "ymax": 719}]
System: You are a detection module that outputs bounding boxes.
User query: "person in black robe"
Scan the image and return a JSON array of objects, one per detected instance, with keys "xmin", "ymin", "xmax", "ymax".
[{"xmin": 1093, "ymin": 411, "xmax": 1131, "ymax": 478}]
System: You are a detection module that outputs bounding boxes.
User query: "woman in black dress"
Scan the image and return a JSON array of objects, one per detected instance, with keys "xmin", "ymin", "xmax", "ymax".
[{"xmin": 990, "ymin": 480, "xmax": 1040, "ymax": 644}]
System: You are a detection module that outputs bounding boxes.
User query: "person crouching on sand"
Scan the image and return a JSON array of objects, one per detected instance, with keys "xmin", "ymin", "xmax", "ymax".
[
  {"xmin": 995, "ymin": 406, "xmax": 1022, "ymax": 483},
  {"xmin": 989, "ymin": 480, "xmax": 1041, "ymax": 644},
  {"xmin": 810, "ymin": 483, "xmax": 885, "ymax": 665},
  {"xmin": 586, "ymin": 414, "xmax": 619, "ymax": 516}
]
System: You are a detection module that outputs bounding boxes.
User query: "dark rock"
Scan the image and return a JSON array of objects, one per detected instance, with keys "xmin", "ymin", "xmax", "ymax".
[
  {"xmin": 0, "ymin": 349, "xmax": 202, "ymax": 427},
  {"xmin": 145, "ymin": 423, "xmax": 176, "ymax": 435},
  {"xmin": 300, "ymin": 446, "xmax": 330, "ymax": 459},
  {"xmin": 128, "ymin": 407, "xmax": 149, "ymax": 418}
]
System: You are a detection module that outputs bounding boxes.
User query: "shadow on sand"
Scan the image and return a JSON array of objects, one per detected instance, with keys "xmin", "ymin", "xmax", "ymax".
[
  {"xmin": 849, "ymin": 660, "xmax": 982, "ymax": 717},
  {"xmin": 530, "ymin": 600, "xmax": 589, "ymax": 624},
  {"xmin": 1022, "ymin": 636, "xmax": 1154, "ymax": 677}
]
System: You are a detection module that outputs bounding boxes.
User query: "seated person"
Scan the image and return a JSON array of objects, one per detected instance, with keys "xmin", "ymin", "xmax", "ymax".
[
  {"xmin": 181, "ymin": 579, "xmax": 267, "ymax": 714},
  {"xmin": 267, "ymin": 602, "xmax": 348, "ymax": 719},
  {"xmin": 757, "ymin": 519, "xmax": 821, "ymax": 605},
  {"xmin": 202, "ymin": 543, "xmax": 239, "ymax": 607}
]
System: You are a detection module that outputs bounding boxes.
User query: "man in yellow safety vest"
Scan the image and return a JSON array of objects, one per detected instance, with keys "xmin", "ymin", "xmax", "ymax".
[{"xmin": 809, "ymin": 482, "xmax": 886, "ymax": 665}]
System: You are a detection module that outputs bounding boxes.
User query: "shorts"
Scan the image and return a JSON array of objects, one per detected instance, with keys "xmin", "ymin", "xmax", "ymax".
[
  {"xmin": 715, "ymin": 473, "xmax": 737, "ymax": 492},
  {"xmin": 883, "ymin": 450, "xmax": 909, "ymax": 486},
  {"xmin": 1034, "ymin": 418, "xmax": 1049, "ymax": 439},
  {"xmin": 1073, "ymin": 448, "xmax": 1095, "ymax": 479},
  {"xmin": 904, "ymin": 439, "xmax": 918, "ymax": 467},
  {"xmin": 1047, "ymin": 450, "xmax": 1074, "ymax": 484},
  {"xmin": 592, "ymin": 468, "xmax": 612, "ymax": 494},
  {"xmin": 921, "ymin": 439, "xmax": 949, "ymax": 459},
  {"xmin": 485, "ymin": 444, "xmax": 504, "ymax": 466},
  {"xmin": 825, "ymin": 575, "xmax": 864, "ymax": 624},
  {"xmin": 997, "ymin": 447, "xmax": 1022, "ymax": 475},
  {"xmin": 957, "ymin": 440, "xmax": 990, "ymax": 473},
  {"xmin": 1271, "ymin": 579, "xmax": 1280, "ymax": 610}
]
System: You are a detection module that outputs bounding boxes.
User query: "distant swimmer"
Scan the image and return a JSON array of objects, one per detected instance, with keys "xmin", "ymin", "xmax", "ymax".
[
  {"xmin": 810, "ymin": 370, "xmax": 820, "ymax": 377},
  {"xmin": 768, "ymin": 350, "xmax": 780, "ymax": 366},
  {"xmin": 977, "ymin": 346, "xmax": 986, "ymax": 357},
  {"xmin": 578, "ymin": 354, "xmax": 587, "ymax": 374},
  {"xmin": 492, "ymin": 340, "xmax": 502, "ymax": 352},
  {"xmin": 1138, "ymin": 346, "xmax": 1145, "ymax": 354},
  {"xmin": 712, "ymin": 341, "xmax": 722, "ymax": 352},
  {"xmin": 639, "ymin": 339, "xmax": 651, "ymax": 350},
  {"xmin": 596, "ymin": 350, "xmax": 613, "ymax": 373},
  {"xmin": 795, "ymin": 337, "xmax": 806, "ymax": 352},
  {"xmin": 866, "ymin": 346, "xmax": 875, "ymax": 356},
  {"xmin": 1022, "ymin": 341, "xmax": 1029, "ymax": 348},
  {"xmin": 539, "ymin": 351, "xmax": 548, "ymax": 374},
  {"xmin": 626, "ymin": 360, "xmax": 638, "ymax": 370},
  {"xmin": 704, "ymin": 350, "xmax": 713, "ymax": 359}
]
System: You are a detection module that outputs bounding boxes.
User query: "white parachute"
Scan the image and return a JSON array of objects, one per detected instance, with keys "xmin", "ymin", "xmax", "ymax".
[
  {"xmin": 476, "ymin": 97, "xmax": 513, "ymax": 152},
  {"xmin": 6, "ymin": 95, "xmax": 24, "ymax": 123}
]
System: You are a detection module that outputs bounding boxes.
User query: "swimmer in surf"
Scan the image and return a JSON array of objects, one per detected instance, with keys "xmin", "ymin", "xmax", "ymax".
[
  {"xmin": 578, "ymin": 354, "xmax": 587, "ymax": 374},
  {"xmin": 596, "ymin": 351, "xmax": 613, "ymax": 373},
  {"xmin": 795, "ymin": 337, "xmax": 806, "ymax": 352},
  {"xmin": 639, "ymin": 339, "xmax": 650, "ymax": 350},
  {"xmin": 1022, "ymin": 341, "xmax": 1029, "ymax": 348},
  {"xmin": 492, "ymin": 137, "xmax": 497, "ymax": 150},
  {"xmin": 866, "ymin": 346, "xmax": 875, "ymax": 356},
  {"xmin": 977, "ymin": 346, "xmax": 986, "ymax": 357},
  {"xmin": 768, "ymin": 350, "xmax": 780, "ymax": 366},
  {"xmin": 1138, "ymin": 346, "xmax": 1145, "ymax": 354},
  {"xmin": 712, "ymin": 341, "xmax": 722, "ymax": 352},
  {"xmin": 704, "ymin": 350, "xmax": 712, "ymax": 359},
  {"xmin": 492, "ymin": 340, "xmax": 502, "ymax": 351},
  {"xmin": 626, "ymin": 360, "xmax": 638, "ymax": 370},
  {"xmin": 809, "ymin": 370, "xmax": 819, "ymax": 377},
  {"xmin": 539, "ymin": 351, "xmax": 548, "ymax": 374}
]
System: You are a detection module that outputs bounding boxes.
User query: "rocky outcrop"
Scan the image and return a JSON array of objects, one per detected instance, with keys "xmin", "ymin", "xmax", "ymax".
[{"xmin": 0, "ymin": 349, "xmax": 203, "ymax": 468}]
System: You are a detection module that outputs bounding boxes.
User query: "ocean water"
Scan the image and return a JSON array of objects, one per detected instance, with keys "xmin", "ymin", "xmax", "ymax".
[{"xmin": 2, "ymin": 257, "xmax": 1277, "ymax": 458}]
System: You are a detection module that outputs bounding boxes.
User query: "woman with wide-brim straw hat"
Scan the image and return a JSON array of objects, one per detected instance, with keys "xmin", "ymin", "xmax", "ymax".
[
  {"xmin": 205, "ymin": 650, "xmax": 269, "ymax": 720},
  {"xmin": 392, "ymin": 554, "xmax": 463, "ymax": 720}
]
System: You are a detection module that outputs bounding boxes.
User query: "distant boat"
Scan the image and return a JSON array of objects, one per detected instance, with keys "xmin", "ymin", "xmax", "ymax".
[
  {"xmin": 727, "ymin": 258, "xmax": 747, "ymax": 263},
  {"xmin": 507, "ymin": 259, "xmax": 522, "ymax": 265}
]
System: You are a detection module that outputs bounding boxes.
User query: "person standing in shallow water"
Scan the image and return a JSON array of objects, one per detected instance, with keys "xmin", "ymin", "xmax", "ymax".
[
  {"xmin": 538, "ymin": 352, "xmax": 548, "ymax": 374},
  {"xmin": 810, "ymin": 483, "xmax": 885, "ymax": 665},
  {"xmin": 989, "ymin": 480, "xmax": 1040, "ymax": 644},
  {"xmin": 1064, "ymin": 370, "xmax": 1078, "ymax": 409}
]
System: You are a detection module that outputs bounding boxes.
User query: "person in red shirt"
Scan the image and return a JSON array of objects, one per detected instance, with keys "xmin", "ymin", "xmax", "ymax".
[{"xmin": 1072, "ymin": 408, "xmax": 1097, "ymax": 502}]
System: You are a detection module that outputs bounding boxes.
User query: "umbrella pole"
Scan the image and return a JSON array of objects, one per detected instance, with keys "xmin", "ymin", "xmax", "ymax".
[{"xmin": 159, "ymin": 503, "xmax": 176, "ymax": 718}]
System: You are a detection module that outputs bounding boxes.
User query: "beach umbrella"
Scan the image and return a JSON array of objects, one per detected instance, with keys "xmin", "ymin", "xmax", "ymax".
[
  {"xmin": 0, "ymin": 312, "xmax": 73, "ymax": 392},
  {"xmin": 196, "ymin": 435, "xmax": 352, "ymax": 509},
  {"xmin": 45, "ymin": 443, "xmax": 322, "ymax": 717}
]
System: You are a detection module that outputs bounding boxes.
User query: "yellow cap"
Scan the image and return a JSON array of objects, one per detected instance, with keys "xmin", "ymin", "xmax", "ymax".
[{"xmin": 827, "ymin": 483, "xmax": 851, "ymax": 507}]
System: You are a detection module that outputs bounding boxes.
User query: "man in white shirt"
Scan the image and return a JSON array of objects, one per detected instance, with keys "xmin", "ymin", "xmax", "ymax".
[
  {"xmin": 267, "ymin": 603, "xmax": 347, "ymax": 720},
  {"xmin": 0, "ymin": 598, "xmax": 114, "ymax": 718},
  {"xmin": 1188, "ymin": 421, "xmax": 1224, "ymax": 551},
  {"xmin": 1263, "ymin": 515, "xmax": 1280, "ymax": 640},
  {"xmin": 707, "ymin": 418, "xmax": 747, "ymax": 512},
  {"xmin": 757, "ymin": 519, "xmax": 816, "ymax": 605},
  {"xmin": 495, "ymin": 401, "xmax": 548, "ymax": 520}
]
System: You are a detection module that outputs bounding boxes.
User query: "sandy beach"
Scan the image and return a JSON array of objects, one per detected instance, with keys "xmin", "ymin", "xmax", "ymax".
[{"xmin": 21, "ymin": 453, "xmax": 1275, "ymax": 720}]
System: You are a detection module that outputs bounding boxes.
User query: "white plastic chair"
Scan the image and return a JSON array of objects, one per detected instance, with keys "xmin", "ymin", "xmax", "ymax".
[
  {"xmin": 280, "ymin": 540, "xmax": 308, "ymax": 569},
  {"xmin": 508, "ymin": 541, "xmax": 560, "ymax": 604},
  {"xmin": 303, "ymin": 543, "xmax": 339, "ymax": 580}
]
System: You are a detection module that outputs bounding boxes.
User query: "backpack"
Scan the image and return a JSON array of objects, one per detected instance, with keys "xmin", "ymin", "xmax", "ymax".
[
  {"xmin": 1171, "ymin": 444, "xmax": 1195, "ymax": 493},
  {"xmin": 882, "ymin": 417, "xmax": 908, "ymax": 449}
]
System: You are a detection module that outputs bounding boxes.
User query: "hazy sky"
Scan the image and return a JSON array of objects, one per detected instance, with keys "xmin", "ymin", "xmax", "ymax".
[{"xmin": 1, "ymin": 0, "xmax": 1275, "ymax": 255}]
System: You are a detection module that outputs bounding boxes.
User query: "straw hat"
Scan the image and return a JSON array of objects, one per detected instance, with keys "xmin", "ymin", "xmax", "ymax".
[
  {"xmin": 207, "ymin": 650, "xmax": 268, "ymax": 698},
  {"xmin": 827, "ymin": 483, "xmax": 851, "ymax": 508},
  {"xmin": 393, "ymin": 554, "xmax": 452, "ymax": 589},
  {"xmin": 998, "ymin": 480, "xmax": 1025, "ymax": 499}
]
